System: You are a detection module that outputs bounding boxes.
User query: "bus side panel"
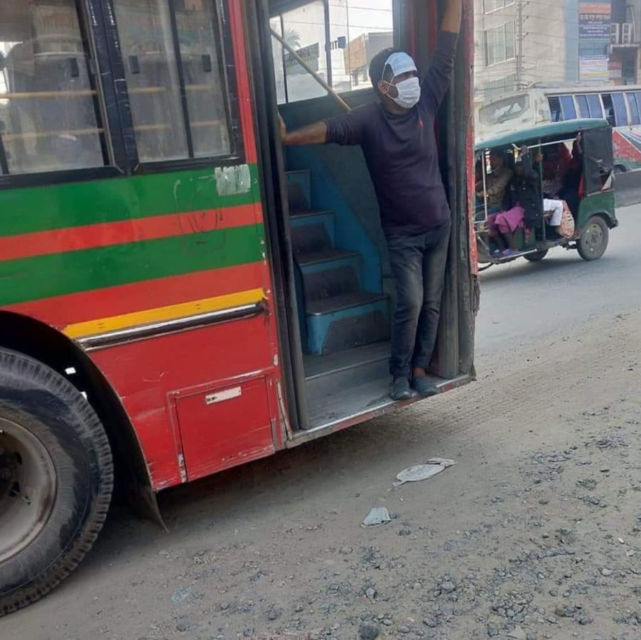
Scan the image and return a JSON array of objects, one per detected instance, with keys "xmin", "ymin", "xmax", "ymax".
[
  {"xmin": 0, "ymin": 1, "xmax": 288, "ymax": 491},
  {"xmin": 89, "ymin": 313, "xmax": 280, "ymax": 489}
]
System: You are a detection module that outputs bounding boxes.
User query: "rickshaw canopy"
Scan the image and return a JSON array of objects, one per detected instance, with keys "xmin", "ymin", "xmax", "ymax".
[{"xmin": 474, "ymin": 118, "xmax": 610, "ymax": 152}]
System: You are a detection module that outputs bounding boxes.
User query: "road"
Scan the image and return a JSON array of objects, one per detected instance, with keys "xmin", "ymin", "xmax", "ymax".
[
  {"xmin": 476, "ymin": 204, "xmax": 641, "ymax": 356},
  {"xmin": 2, "ymin": 207, "xmax": 641, "ymax": 640}
]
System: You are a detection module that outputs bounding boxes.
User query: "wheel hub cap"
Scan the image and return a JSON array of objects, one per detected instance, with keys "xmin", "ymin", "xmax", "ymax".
[{"xmin": 0, "ymin": 418, "xmax": 57, "ymax": 562}]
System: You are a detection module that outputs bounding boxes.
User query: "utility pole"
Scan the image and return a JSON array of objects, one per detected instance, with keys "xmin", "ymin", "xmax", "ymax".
[{"xmin": 516, "ymin": 0, "xmax": 524, "ymax": 89}]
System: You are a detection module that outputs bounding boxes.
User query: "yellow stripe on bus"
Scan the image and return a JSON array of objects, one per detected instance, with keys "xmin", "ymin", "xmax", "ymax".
[{"xmin": 64, "ymin": 288, "xmax": 266, "ymax": 339}]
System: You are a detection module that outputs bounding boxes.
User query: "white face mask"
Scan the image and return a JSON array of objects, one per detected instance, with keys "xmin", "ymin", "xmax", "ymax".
[{"xmin": 384, "ymin": 76, "xmax": 421, "ymax": 109}]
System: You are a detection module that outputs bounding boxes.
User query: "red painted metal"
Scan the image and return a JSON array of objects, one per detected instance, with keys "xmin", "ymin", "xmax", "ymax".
[
  {"xmin": 463, "ymin": 1, "xmax": 478, "ymax": 275},
  {"xmin": 7, "ymin": 262, "xmax": 269, "ymax": 330},
  {"xmin": 90, "ymin": 312, "xmax": 280, "ymax": 490},
  {"xmin": 174, "ymin": 374, "xmax": 274, "ymax": 481},
  {"xmin": 0, "ymin": 205, "xmax": 261, "ymax": 262},
  {"xmin": 229, "ymin": 0, "xmax": 258, "ymax": 165}
]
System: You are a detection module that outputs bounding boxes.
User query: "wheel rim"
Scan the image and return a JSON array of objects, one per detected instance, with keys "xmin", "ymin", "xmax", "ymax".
[
  {"xmin": 0, "ymin": 417, "xmax": 57, "ymax": 562},
  {"xmin": 583, "ymin": 222, "xmax": 604, "ymax": 256}
]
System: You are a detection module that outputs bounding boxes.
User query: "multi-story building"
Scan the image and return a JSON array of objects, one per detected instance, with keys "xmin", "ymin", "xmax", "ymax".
[
  {"xmin": 609, "ymin": 0, "xmax": 641, "ymax": 84},
  {"xmin": 475, "ymin": 0, "xmax": 641, "ymax": 103},
  {"xmin": 474, "ymin": 0, "xmax": 568, "ymax": 102}
]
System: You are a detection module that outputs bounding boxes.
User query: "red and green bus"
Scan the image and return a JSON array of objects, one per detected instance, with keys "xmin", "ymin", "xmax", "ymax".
[{"xmin": 0, "ymin": 0, "xmax": 476, "ymax": 614}]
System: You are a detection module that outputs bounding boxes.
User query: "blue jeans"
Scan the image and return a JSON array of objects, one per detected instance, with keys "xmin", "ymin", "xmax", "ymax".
[{"xmin": 386, "ymin": 222, "xmax": 451, "ymax": 379}]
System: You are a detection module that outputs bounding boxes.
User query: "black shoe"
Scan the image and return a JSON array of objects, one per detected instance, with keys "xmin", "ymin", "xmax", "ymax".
[
  {"xmin": 411, "ymin": 376, "xmax": 439, "ymax": 398},
  {"xmin": 390, "ymin": 377, "xmax": 412, "ymax": 401}
]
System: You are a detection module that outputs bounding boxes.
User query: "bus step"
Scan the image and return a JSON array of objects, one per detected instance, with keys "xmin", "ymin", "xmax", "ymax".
[
  {"xmin": 297, "ymin": 249, "xmax": 360, "ymax": 270},
  {"xmin": 302, "ymin": 265, "xmax": 361, "ymax": 305},
  {"xmin": 286, "ymin": 169, "xmax": 312, "ymax": 212},
  {"xmin": 304, "ymin": 342, "xmax": 390, "ymax": 404},
  {"xmin": 290, "ymin": 209, "xmax": 335, "ymax": 241},
  {"xmin": 305, "ymin": 293, "xmax": 390, "ymax": 356},
  {"xmin": 291, "ymin": 221, "xmax": 334, "ymax": 257}
]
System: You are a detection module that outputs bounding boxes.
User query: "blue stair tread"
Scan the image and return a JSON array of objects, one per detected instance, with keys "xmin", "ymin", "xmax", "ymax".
[
  {"xmin": 296, "ymin": 249, "xmax": 360, "ymax": 266},
  {"xmin": 307, "ymin": 292, "xmax": 387, "ymax": 316}
]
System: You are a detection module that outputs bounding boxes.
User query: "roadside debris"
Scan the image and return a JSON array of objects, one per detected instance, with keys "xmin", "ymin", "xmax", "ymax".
[
  {"xmin": 361, "ymin": 507, "xmax": 392, "ymax": 527},
  {"xmin": 394, "ymin": 458, "xmax": 456, "ymax": 486}
]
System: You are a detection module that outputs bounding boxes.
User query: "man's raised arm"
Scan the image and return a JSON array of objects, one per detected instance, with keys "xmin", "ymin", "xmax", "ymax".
[
  {"xmin": 441, "ymin": 0, "xmax": 462, "ymax": 34},
  {"xmin": 420, "ymin": 0, "xmax": 462, "ymax": 111}
]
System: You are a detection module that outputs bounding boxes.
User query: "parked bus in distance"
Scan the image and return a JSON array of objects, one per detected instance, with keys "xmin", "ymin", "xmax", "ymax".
[
  {"xmin": 0, "ymin": 0, "xmax": 476, "ymax": 615},
  {"xmin": 476, "ymin": 85, "xmax": 641, "ymax": 173}
]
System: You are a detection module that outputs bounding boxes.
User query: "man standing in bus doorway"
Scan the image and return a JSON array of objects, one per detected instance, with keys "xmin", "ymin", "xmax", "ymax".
[{"xmin": 280, "ymin": 0, "xmax": 462, "ymax": 401}]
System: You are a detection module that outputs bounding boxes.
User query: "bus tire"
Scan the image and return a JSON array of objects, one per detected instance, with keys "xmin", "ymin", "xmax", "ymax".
[
  {"xmin": 0, "ymin": 348, "xmax": 113, "ymax": 616},
  {"xmin": 577, "ymin": 216, "xmax": 609, "ymax": 261},
  {"xmin": 524, "ymin": 249, "xmax": 548, "ymax": 262}
]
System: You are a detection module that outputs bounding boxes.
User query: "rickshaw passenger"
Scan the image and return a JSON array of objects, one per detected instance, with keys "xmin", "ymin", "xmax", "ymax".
[
  {"xmin": 559, "ymin": 133, "xmax": 584, "ymax": 215},
  {"xmin": 476, "ymin": 149, "xmax": 512, "ymax": 214},
  {"xmin": 487, "ymin": 146, "xmax": 565, "ymax": 256},
  {"xmin": 541, "ymin": 142, "xmax": 572, "ymax": 198}
]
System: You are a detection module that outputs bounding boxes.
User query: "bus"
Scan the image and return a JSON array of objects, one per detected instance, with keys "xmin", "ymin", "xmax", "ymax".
[
  {"xmin": 0, "ymin": 0, "xmax": 476, "ymax": 614},
  {"xmin": 476, "ymin": 85, "xmax": 641, "ymax": 173}
]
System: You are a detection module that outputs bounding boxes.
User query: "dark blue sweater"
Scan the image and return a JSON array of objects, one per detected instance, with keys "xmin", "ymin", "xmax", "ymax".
[{"xmin": 325, "ymin": 31, "xmax": 458, "ymax": 236}]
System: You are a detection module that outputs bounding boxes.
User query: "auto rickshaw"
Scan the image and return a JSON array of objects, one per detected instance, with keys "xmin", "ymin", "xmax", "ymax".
[{"xmin": 475, "ymin": 119, "xmax": 618, "ymax": 269}]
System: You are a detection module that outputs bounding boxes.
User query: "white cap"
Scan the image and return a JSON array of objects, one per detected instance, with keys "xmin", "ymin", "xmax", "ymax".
[{"xmin": 382, "ymin": 51, "xmax": 417, "ymax": 80}]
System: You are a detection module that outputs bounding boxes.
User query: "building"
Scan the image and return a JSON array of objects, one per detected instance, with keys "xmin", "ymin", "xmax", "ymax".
[
  {"xmin": 475, "ymin": 0, "xmax": 641, "ymax": 103},
  {"xmin": 609, "ymin": 0, "xmax": 641, "ymax": 84},
  {"xmin": 474, "ymin": 0, "xmax": 568, "ymax": 102}
]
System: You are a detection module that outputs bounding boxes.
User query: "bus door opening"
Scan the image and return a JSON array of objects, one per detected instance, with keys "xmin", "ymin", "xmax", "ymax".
[{"xmin": 257, "ymin": 0, "xmax": 475, "ymax": 432}]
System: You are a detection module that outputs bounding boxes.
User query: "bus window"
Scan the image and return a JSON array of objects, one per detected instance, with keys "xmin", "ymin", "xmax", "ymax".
[
  {"xmin": 479, "ymin": 93, "xmax": 530, "ymax": 126},
  {"xmin": 586, "ymin": 94, "xmax": 603, "ymax": 119},
  {"xmin": 611, "ymin": 92, "xmax": 628, "ymax": 126},
  {"xmin": 0, "ymin": 0, "xmax": 106, "ymax": 175},
  {"xmin": 601, "ymin": 94, "xmax": 616, "ymax": 126},
  {"xmin": 577, "ymin": 94, "xmax": 604, "ymax": 119},
  {"xmin": 271, "ymin": 2, "xmax": 328, "ymax": 104},
  {"xmin": 548, "ymin": 96, "xmax": 562, "ymax": 122},
  {"xmin": 559, "ymin": 96, "xmax": 577, "ymax": 120},
  {"xmin": 271, "ymin": 0, "xmax": 394, "ymax": 104},
  {"xmin": 576, "ymin": 95, "xmax": 589, "ymax": 118},
  {"xmin": 626, "ymin": 92, "xmax": 641, "ymax": 125},
  {"xmin": 112, "ymin": 0, "xmax": 232, "ymax": 163}
]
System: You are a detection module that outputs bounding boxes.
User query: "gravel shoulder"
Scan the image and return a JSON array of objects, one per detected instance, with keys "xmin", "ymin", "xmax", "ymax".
[{"xmin": 3, "ymin": 308, "xmax": 641, "ymax": 640}]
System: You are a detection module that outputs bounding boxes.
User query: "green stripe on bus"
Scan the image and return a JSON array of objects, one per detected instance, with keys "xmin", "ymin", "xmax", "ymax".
[
  {"xmin": 0, "ymin": 164, "xmax": 260, "ymax": 237},
  {"xmin": 0, "ymin": 223, "xmax": 264, "ymax": 306}
]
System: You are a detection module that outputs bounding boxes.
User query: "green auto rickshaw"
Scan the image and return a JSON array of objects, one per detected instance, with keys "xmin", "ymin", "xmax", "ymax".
[{"xmin": 475, "ymin": 119, "xmax": 618, "ymax": 269}]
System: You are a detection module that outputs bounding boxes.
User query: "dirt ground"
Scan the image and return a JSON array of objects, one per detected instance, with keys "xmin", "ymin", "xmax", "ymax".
[{"xmin": 4, "ymin": 306, "xmax": 641, "ymax": 640}]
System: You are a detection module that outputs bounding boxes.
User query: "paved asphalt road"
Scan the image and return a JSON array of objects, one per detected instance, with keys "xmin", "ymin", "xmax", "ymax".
[{"xmin": 476, "ymin": 203, "xmax": 641, "ymax": 355}]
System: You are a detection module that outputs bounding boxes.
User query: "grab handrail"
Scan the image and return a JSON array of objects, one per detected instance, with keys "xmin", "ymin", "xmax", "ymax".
[{"xmin": 270, "ymin": 28, "xmax": 351, "ymax": 112}]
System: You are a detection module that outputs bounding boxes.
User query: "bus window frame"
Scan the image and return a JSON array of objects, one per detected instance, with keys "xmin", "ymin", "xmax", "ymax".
[
  {"xmin": 589, "ymin": 94, "xmax": 605, "ymax": 119},
  {"xmin": 626, "ymin": 91, "xmax": 641, "ymax": 125},
  {"xmin": 548, "ymin": 96, "xmax": 562, "ymax": 122},
  {"xmin": 106, "ymin": 0, "xmax": 245, "ymax": 175},
  {"xmin": 0, "ymin": 0, "xmax": 125, "ymax": 190},
  {"xmin": 611, "ymin": 92, "xmax": 628, "ymax": 126},
  {"xmin": 559, "ymin": 95, "xmax": 577, "ymax": 121},
  {"xmin": 0, "ymin": 0, "xmax": 246, "ymax": 191}
]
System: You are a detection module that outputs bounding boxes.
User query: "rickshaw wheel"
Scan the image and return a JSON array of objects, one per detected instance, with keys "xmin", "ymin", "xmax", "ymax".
[
  {"xmin": 577, "ymin": 216, "xmax": 609, "ymax": 261},
  {"xmin": 524, "ymin": 249, "xmax": 548, "ymax": 263}
]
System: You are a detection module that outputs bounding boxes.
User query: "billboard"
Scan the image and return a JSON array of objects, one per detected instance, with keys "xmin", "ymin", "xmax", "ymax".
[{"xmin": 578, "ymin": 1, "xmax": 612, "ymax": 83}]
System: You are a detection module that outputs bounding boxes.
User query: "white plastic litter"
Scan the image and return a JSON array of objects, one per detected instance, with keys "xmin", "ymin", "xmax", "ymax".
[
  {"xmin": 426, "ymin": 457, "xmax": 456, "ymax": 468},
  {"xmin": 361, "ymin": 506, "xmax": 392, "ymax": 527},
  {"xmin": 395, "ymin": 458, "xmax": 456, "ymax": 486}
]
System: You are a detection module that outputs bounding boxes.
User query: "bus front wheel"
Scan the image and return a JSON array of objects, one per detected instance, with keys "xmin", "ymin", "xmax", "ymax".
[
  {"xmin": 0, "ymin": 348, "xmax": 113, "ymax": 616},
  {"xmin": 577, "ymin": 216, "xmax": 609, "ymax": 261}
]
